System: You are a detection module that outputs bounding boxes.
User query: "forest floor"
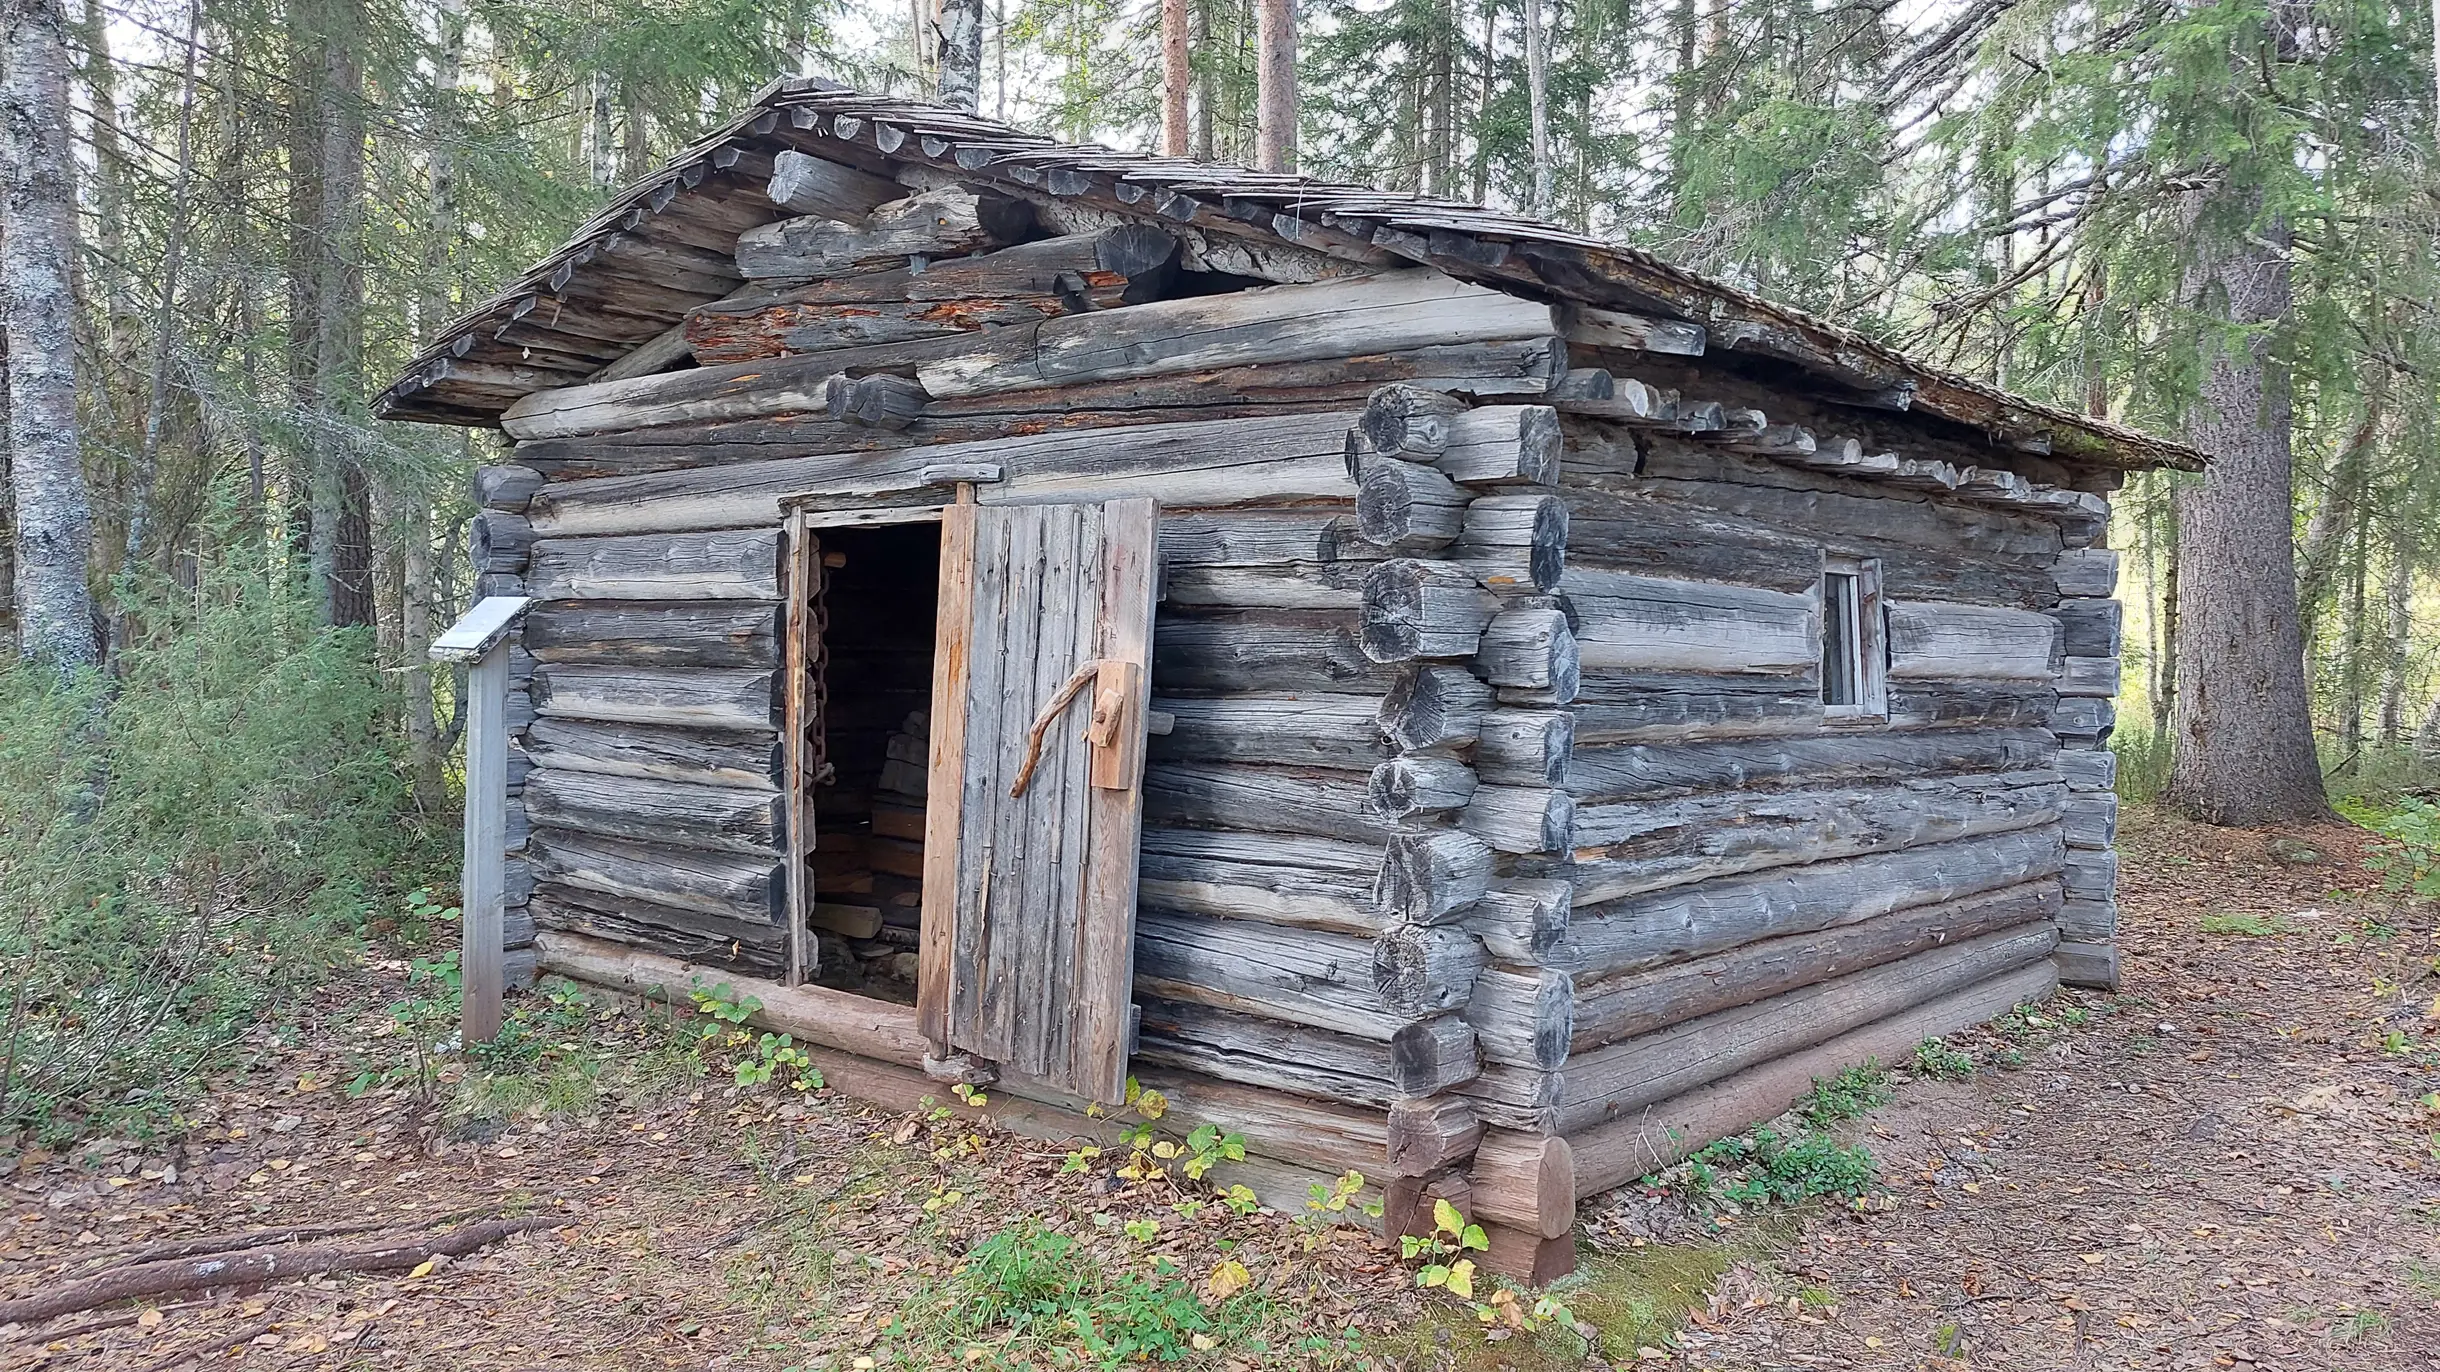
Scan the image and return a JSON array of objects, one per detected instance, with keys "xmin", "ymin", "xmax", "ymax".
[{"xmin": 1, "ymin": 810, "xmax": 2436, "ymax": 1371}]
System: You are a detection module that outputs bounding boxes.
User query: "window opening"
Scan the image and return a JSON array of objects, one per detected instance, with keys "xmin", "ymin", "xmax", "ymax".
[{"xmin": 1821, "ymin": 558, "xmax": 1885, "ymax": 718}]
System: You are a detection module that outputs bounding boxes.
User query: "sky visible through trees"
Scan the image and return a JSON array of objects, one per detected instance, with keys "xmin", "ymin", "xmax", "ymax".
[{"xmin": 3, "ymin": 0, "xmax": 2438, "ymax": 816}]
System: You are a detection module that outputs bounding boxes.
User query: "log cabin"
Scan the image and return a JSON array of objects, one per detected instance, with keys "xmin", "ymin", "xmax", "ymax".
[{"xmin": 382, "ymin": 78, "xmax": 2197, "ymax": 1283}]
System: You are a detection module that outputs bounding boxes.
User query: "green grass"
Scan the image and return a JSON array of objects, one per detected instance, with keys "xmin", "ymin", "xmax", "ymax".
[{"xmin": 2199, "ymin": 912, "xmax": 2297, "ymax": 937}]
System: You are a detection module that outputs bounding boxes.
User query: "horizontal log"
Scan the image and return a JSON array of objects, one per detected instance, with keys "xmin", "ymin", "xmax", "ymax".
[
  {"xmin": 2053, "ymin": 597, "xmax": 2123, "ymax": 658},
  {"xmin": 2058, "ymin": 748, "xmax": 2117, "ymax": 792},
  {"xmin": 1562, "ymin": 568, "xmax": 1817, "ymax": 674},
  {"xmin": 1569, "ymin": 775, "xmax": 2066, "ymax": 907},
  {"xmin": 1564, "ymin": 671, "xmax": 1826, "ymax": 744},
  {"xmin": 1151, "ymin": 610, "xmax": 1395, "ymax": 693},
  {"xmin": 528, "ymin": 410, "xmax": 1360, "ymax": 538},
  {"xmin": 2059, "ymin": 895, "xmax": 2117, "ymax": 942},
  {"xmin": 1129, "ymin": 1066, "xmax": 1395, "ymax": 1178},
  {"xmin": 530, "ymin": 829, "xmax": 783, "ymax": 924},
  {"xmin": 2053, "ymin": 696, "xmax": 2115, "ymax": 739},
  {"xmin": 1134, "ymin": 997, "xmax": 1477, "ymax": 1106},
  {"xmin": 522, "ymin": 599, "xmax": 781, "ymax": 669},
  {"xmin": 1147, "ymin": 693, "xmax": 1391, "ymax": 771},
  {"xmin": 1144, "ymin": 762, "xmax": 1377, "ymax": 842},
  {"xmin": 472, "ymin": 511, "xmax": 534, "ymax": 573},
  {"xmin": 2057, "ymin": 655, "xmax": 2120, "ymax": 698},
  {"xmin": 1571, "ymin": 878, "xmax": 2059, "ymax": 1050},
  {"xmin": 1155, "ymin": 508, "xmax": 1378, "ymax": 570},
  {"xmin": 918, "ymin": 271, "xmax": 1560, "ymax": 399},
  {"xmin": 1137, "ymin": 827, "xmax": 1390, "ymax": 934},
  {"xmin": 2052, "ymin": 547, "xmax": 2119, "ymax": 598},
  {"xmin": 1531, "ymin": 923, "xmax": 2058, "ymax": 1133},
  {"xmin": 521, "ymin": 716, "xmax": 780, "ymax": 790},
  {"xmin": 1567, "ymin": 827, "xmax": 2066, "ymax": 978},
  {"xmin": 2064, "ymin": 793, "xmax": 2119, "ymax": 849},
  {"xmin": 1561, "ymin": 304, "xmax": 1706, "ymax": 355},
  {"xmin": 525, "ymin": 767, "xmax": 785, "ymax": 857},
  {"xmin": 1376, "ymin": 827, "xmax": 1497, "ymax": 923},
  {"xmin": 1566, "ymin": 726, "xmax": 2059, "ymax": 803},
  {"xmin": 475, "ymin": 464, "xmax": 545, "ymax": 512},
  {"xmin": 1464, "ymin": 879, "xmax": 1573, "ymax": 966},
  {"xmin": 1361, "ymin": 559, "xmax": 1499, "ymax": 662},
  {"xmin": 1160, "ymin": 562, "xmax": 1367, "ymax": 612},
  {"xmin": 1451, "ymin": 494, "xmax": 1567, "ymax": 593},
  {"xmin": 1435, "ymin": 407, "xmax": 1562, "ymax": 486},
  {"xmin": 527, "ymin": 529, "xmax": 780, "ymax": 601},
  {"xmin": 2054, "ymin": 940, "xmax": 2120, "ymax": 990},
  {"xmin": 732, "ymin": 187, "xmax": 997, "ymax": 279},
  {"xmin": 1887, "ymin": 680, "xmax": 2057, "ymax": 730},
  {"xmin": 1468, "ymin": 1132, "xmax": 1576, "ymax": 1239},
  {"xmin": 1476, "ymin": 709, "xmax": 1574, "ymax": 786},
  {"xmin": 1353, "ymin": 452, "xmax": 1469, "ymax": 551},
  {"xmin": 1886, "ymin": 601, "xmax": 2063, "ymax": 681},
  {"xmin": 1378, "ymin": 664, "xmax": 1492, "ymax": 754},
  {"xmin": 1568, "ymin": 961, "xmax": 2058, "ymax": 1197},
  {"xmin": 1473, "ymin": 606, "xmax": 1579, "ymax": 700},
  {"xmin": 1355, "ymin": 384, "xmax": 1466, "ymax": 461},
  {"xmin": 1466, "ymin": 966, "xmax": 1574, "ymax": 1068},
  {"xmin": 691, "ymin": 295, "xmax": 1073, "ymax": 362},
  {"xmin": 532, "ymin": 664, "xmax": 779, "ymax": 731},
  {"xmin": 1367, "ymin": 756, "xmax": 1479, "ymax": 822},
  {"xmin": 1136, "ymin": 911, "xmax": 1418, "ymax": 1039},
  {"xmin": 1373, "ymin": 923, "xmax": 1489, "ymax": 1017},
  {"xmin": 531, "ymin": 887, "xmax": 786, "ymax": 976},
  {"xmin": 1462, "ymin": 786, "xmax": 1575, "ymax": 854},
  {"xmin": 536, "ymin": 929, "xmax": 922, "ymax": 1062},
  {"xmin": 1557, "ymin": 481, "xmax": 1823, "ymax": 593},
  {"xmin": 1388, "ymin": 1097, "xmax": 1487, "ymax": 1175},
  {"xmin": 2064, "ymin": 847, "xmax": 2117, "ymax": 900},
  {"xmin": 763, "ymin": 148, "xmax": 905, "ymax": 219}
]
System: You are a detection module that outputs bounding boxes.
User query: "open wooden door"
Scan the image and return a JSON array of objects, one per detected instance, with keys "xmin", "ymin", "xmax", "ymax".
[{"xmin": 917, "ymin": 497, "xmax": 1159, "ymax": 1104}]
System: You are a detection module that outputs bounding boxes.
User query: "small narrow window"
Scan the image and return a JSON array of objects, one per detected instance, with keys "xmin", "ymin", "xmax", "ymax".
[{"xmin": 1821, "ymin": 557, "xmax": 1885, "ymax": 718}]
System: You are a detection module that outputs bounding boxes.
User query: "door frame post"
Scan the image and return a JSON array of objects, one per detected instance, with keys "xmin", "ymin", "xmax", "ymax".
[{"xmin": 431, "ymin": 594, "xmax": 534, "ymax": 1045}]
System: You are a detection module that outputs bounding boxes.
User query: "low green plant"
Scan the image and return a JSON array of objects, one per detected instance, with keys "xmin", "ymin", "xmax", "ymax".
[
  {"xmin": 1695, "ymin": 1127, "xmax": 1877, "ymax": 1207},
  {"xmin": 2200, "ymin": 911, "xmax": 2295, "ymax": 937},
  {"xmin": 2360, "ymin": 798, "xmax": 2440, "ymax": 898},
  {"xmin": 1913, "ymin": 1037, "xmax": 1976, "ymax": 1080},
  {"xmin": 1799, "ymin": 1061, "xmax": 1891, "ymax": 1124},
  {"xmin": 687, "ymin": 983, "xmax": 823, "ymax": 1091},
  {"xmin": 1398, "ymin": 1197, "xmax": 1489, "ymax": 1297}
]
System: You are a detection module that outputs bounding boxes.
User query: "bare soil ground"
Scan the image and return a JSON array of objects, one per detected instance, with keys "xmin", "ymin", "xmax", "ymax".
[{"xmin": 3, "ymin": 810, "xmax": 2436, "ymax": 1371}]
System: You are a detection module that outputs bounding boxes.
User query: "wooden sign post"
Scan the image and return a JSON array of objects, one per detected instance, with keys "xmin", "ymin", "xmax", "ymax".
[{"xmin": 430, "ymin": 595, "xmax": 534, "ymax": 1044}]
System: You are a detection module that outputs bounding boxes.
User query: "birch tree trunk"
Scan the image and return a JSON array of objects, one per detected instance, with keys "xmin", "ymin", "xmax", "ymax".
[
  {"xmin": 589, "ymin": 74, "xmax": 615, "ymax": 189},
  {"xmin": 1523, "ymin": 0, "xmax": 1551, "ymax": 213},
  {"xmin": 2162, "ymin": 187, "xmax": 2329, "ymax": 823},
  {"xmin": 1161, "ymin": 0, "xmax": 1190, "ymax": 155},
  {"xmin": 938, "ymin": 0, "xmax": 984, "ymax": 113},
  {"xmin": 1255, "ymin": 0, "xmax": 1297, "ymax": 173},
  {"xmin": 2, "ymin": 0, "xmax": 97, "ymax": 669}
]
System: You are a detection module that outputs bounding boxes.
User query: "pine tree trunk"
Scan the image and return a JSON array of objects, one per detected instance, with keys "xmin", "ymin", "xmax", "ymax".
[
  {"xmin": 2376, "ymin": 497, "xmax": 2417, "ymax": 749},
  {"xmin": 2294, "ymin": 400, "xmax": 2378, "ymax": 654},
  {"xmin": 1191, "ymin": 0, "xmax": 1214, "ymax": 160},
  {"xmin": 1161, "ymin": 0, "xmax": 1191, "ymax": 155},
  {"xmin": 316, "ymin": 15, "xmax": 371, "ymax": 628},
  {"xmin": 4, "ymin": 0, "xmax": 96, "ymax": 669},
  {"xmin": 2336, "ymin": 503, "xmax": 2371, "ymax": 772},
  {"xmin": 938, "ymin": 0, "xmax": 984, "ymax": 112},
  {"xmin": 2162, "ymin": 188, "xmax": 2329, "ymax": 824},
  {"xmin": 1255, "ymin": 0, "xmax": 1297, "ymax": 172}
]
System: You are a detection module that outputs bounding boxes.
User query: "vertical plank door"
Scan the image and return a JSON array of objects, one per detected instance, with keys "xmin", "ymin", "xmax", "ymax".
[{"xmin": 918, "ymin": 497, "xmax": 1160, "ymax": 1104}]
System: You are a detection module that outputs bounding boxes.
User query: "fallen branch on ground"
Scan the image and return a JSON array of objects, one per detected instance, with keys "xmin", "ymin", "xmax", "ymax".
[
  {"xmin": 74, "ymin": 1206, "xmax": 502, "ymax": 1274},
  {"xmin": 0, "ymin": 1216, "xmax": 560, "ymax": 1325}
]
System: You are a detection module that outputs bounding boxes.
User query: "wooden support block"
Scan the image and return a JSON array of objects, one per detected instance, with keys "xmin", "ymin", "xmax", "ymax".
[
  {"xmin": 765, "ymin": 149, "xmax": 906, "ymax": 218},
  {"xmin": 2058, "ymin": 748, "xmax": 2118, "ymax": 792},
  {"xmin": 1438, "ymin": 406, "xmax": 1562, "ymax": 486},
  {"xmin": 1357, "ymin": 383, "xmax": 1468, "ymax": 460},
  {"xmin": 1383, "ymin": 1173, "xmax": 1474, "ymax": 1239},
  {"xmin": 734, "ymin": 187, "xmax": 996, "ymax": 279},
  {"xmin": 2054, "ymin": 597, "xmax": 2124, "ymax": 658},
  {"xmin": 474, "ymin": 464, "xmax": 545, "ymax": 512},
  {"xmin": 2053, "ymin": 696, "xmax": 2115, "ymax": 741},
  {"xmin": 1475, "ymin": 709, "xmax": 1574, "ymax": 787},
  {"xmin": 1469, "ymin": 1132, "xmax": 1576, "ymax": 1239},
  {"xmin": 2063, "ymin": 848, "xmax": 2117, "ymax": 901},
  {"xmin": 2053, "ymin": 547, "xmax": 2120, "ymax": 598},
  {"xmin": 1451, "ymin": 494, "xmax": 1567, "ymax": 594},
  {"xmin": 2058, "ymin": 654, "xmax": 2121, "ymax": 698},
  {"xmin": 1462, "ymin": 786, "xmax": 1575, "ymax": 855},
  {"xmin": 825, "ymin": 373, "xmax": 931, "ymax": 429},
  {"xmin": 1466, "ymin": 966, "xmax": 1575, "ymax": 1069},
  {"xmin": 2064, "ymin": 793, "xmax": 2119, "ymax": 850},
  {"xmin": 1374, "ymin": 923, "xmax": 1490, "ymax": 1017},
  {"xmin": 1473, "ymin": 607, "xmax": 1579, "ymax": 701},
  {"xmin": 1561, "ymin": 303, "xmax": 1706, "ymax": 356},
  {"xmin": 2059, "ymin": 896, "xmax": 2118, "ymax": 942}
]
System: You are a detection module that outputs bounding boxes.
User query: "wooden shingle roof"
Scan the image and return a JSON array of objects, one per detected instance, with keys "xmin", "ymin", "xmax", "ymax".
[{"xmin": 378, "ymin": 77, "xmax": 2202, "ymax": 473}]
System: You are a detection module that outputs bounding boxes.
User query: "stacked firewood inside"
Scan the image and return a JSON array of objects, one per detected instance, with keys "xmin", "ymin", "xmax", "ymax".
[{"xmin": 807, "ymin": 711, "xmax": 928, "ymax": 997}]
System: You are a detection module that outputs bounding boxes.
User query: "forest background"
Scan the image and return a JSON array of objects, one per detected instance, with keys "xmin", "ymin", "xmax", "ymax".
[{"xmin": 0, "ymin": 0, "xmax": 2434, "ymax": 1138}]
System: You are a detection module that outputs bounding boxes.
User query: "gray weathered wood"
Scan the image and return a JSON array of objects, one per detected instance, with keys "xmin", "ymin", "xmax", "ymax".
[
  {"xmin": 1377, "ymin": 664, "xmax": 1492, "ymax": 754},
  {"xmin": 460, "ymin": 641, "xmax": 511, "ymax": 1043},
  {"xmin": 1144, "ymin": 762, "xmax": 1378, "ymax": 842},
  {"xmin": 2053, "ymin": 940, "xmax": 2120, "ymax": 990},
  {"xmin": 471, "ymin": 512, "xmax": 536, "ymax": 573},
  {"xmin": 532, "ymin": 884, "xmax": 788, "ymax": 974},
  {"xmin": 1564, "ymin": 671, "xmax": 1826, "ymax": 744},
  {"xmin": 2064, "ymin": 848, "xmax": 2117, "ymax": 901},
  {"xmin": 1388, "ymin": 1097, "xmax": 1487, "ymax": 1174},
  {"xmin": 2053, "ymin": 696, "xmax": 2115, "ymax": 740},
  {"xmin": 1563, "ymin": 568, "xmax": 1817, "ymax": 674},
  {"xmin": 1560, "ymin": 305, "xmax": 1706, "ymax": 355},
  {"xmin": 1473, "ymin": 606, "xmax": 1579, "ymax": 700},
  {"xmin": 1152, "ymin": 611, "xmax": 1395, "ymax": 693},
  {"xmin": 1464, "ymin": 878, "xmax": 1573, "ymax": 966},
  {"xmin": 733, "ymin": 187, "xmax": 995, "ymax": 279},
  {"xmin": 1138, "ymin": 827, "xmax": 1394, "ymax": 934},
  {"xmin": 764, "ymin": 148, "xmax": 909, "ymax": 218},
  {"xmin": 1137, "ymin": 911, "xmax": 1419, "ymax": 1039},
  {"xmin": 1885, "ymin": 601, "xmax": 2063, "ymax": 681},
  {"xmin": 1135, "ymin": 996, "xmax": 1477, "ymax": 1105},
  {"xmin": 1557, "ymin": 482, "xmax": 1823, "ymax": 594},
  {"xmin": 1571, "ymin": 878, "xmax": 2060, "ymax": 1050},
  {"xmin": 1566, "ymin": 726, "xmax": 2058, "ymax": 802},
  {"xmin": 1373, "ymin": 923, "xmax": 1489, "ymax": 1017},
  {"xmin": 527, "ymin": 529, "xmax": 780, "ymax": 601},
  {"xmin": 1476, "ymin": 709, "xmax": 1574, "ymax": 786},
  {"xmin": 1451, "ymin": 494, "xmax": 1566, "ymax": 592},
  {"xmin": 828, "ymin": 373, "xmax": 932, "ymax": 428},
  {"xmin": 524, "ymin": 766, "xmax": 785, "ymax": 857},
  {"xmin": 2058, "ymin": 896, "xmax": 2117, "ymax": 941},
  {"xmin": 1352, "ymin": 452, "xmax": 1470, "ymax": 550},
  {"xmin": 1356, "ymin": 384, "xmax": 1468, "ymax": 460},
  {"xmin": 521, "ymin": 716, "xmax": 780, "ymax": 790},
  {"xmin": 1360, "ymin": 559, "xmax": 1499, "ymax": 662},
  {"xmin": 1366, "ymin": 755, "xmax": 1480, "ymax": 821},
  {"xmin": 531, "ymin": 663, "xmax": 779, "ymax": 732},
  {"xmin": 2053, "ymin": 597, "xmax": 2123, "ymax": 658},
  {"xmin": 474, "ymin": 464, "xmax": 545, "ymax": 512},
  {"xmin": 431, "ymin": 595, "xmax": 535, "ymax": 663},
  {"xmin": 918, "ymin": 271, "xmax": 1560, "ymax": 399},
  {"xmin": 1567, "ymin": 826, "xmax": 2065, "ymax": 978},
  {"xmin": 1466, "ymin": 966, "xmax": 1574, "ymax": 1068},
  {"xmin": 530, "ymin": 828, "xmax": 784, "ymax": 924},
  {"xmin": 2057, "ymin": 654, "xmax": 2121, "ymax": 697},
  {"xmin": 1376, "ymin": 827, "xmax": 1497, "ymax": 922},
  {"xmin": 2063, "ymin": 793, "xmax": 2119, "ymax": 849},
  {"xmin": 1462, "ymin": 786, "xmax": 1575, "ymax": 854},
  {"xmin": 2058, "ymin": 748, "xmax": 2117, "ymax": 792},
  {"xmin": 522, "ymin": 599, "xmax": 781, "ymax": 668},
  {"xmin": 1437, "ymin": 407, "xmax": 1563, "ymax": 486},
  {"xmin": 2052, "ymin": 547, "xmax": 2119, "ymax": 598},
  {"xmin": 1147, "ymin": 693, "xmax": 1392, "ymax": 770}
]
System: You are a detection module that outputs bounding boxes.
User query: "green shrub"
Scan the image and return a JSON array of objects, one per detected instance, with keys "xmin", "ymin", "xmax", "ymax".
[
  {"xmin": 0, "ymin": 570, "xmax": 446, "ymax": 1140},
  {"xmin": 1913, "ymin": 1037, "xmax": 1976, "ymax": 1080},
  {"xmin": 1798, "ymin": 1061, "xmax": 1891, "ymax": 1125}
]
